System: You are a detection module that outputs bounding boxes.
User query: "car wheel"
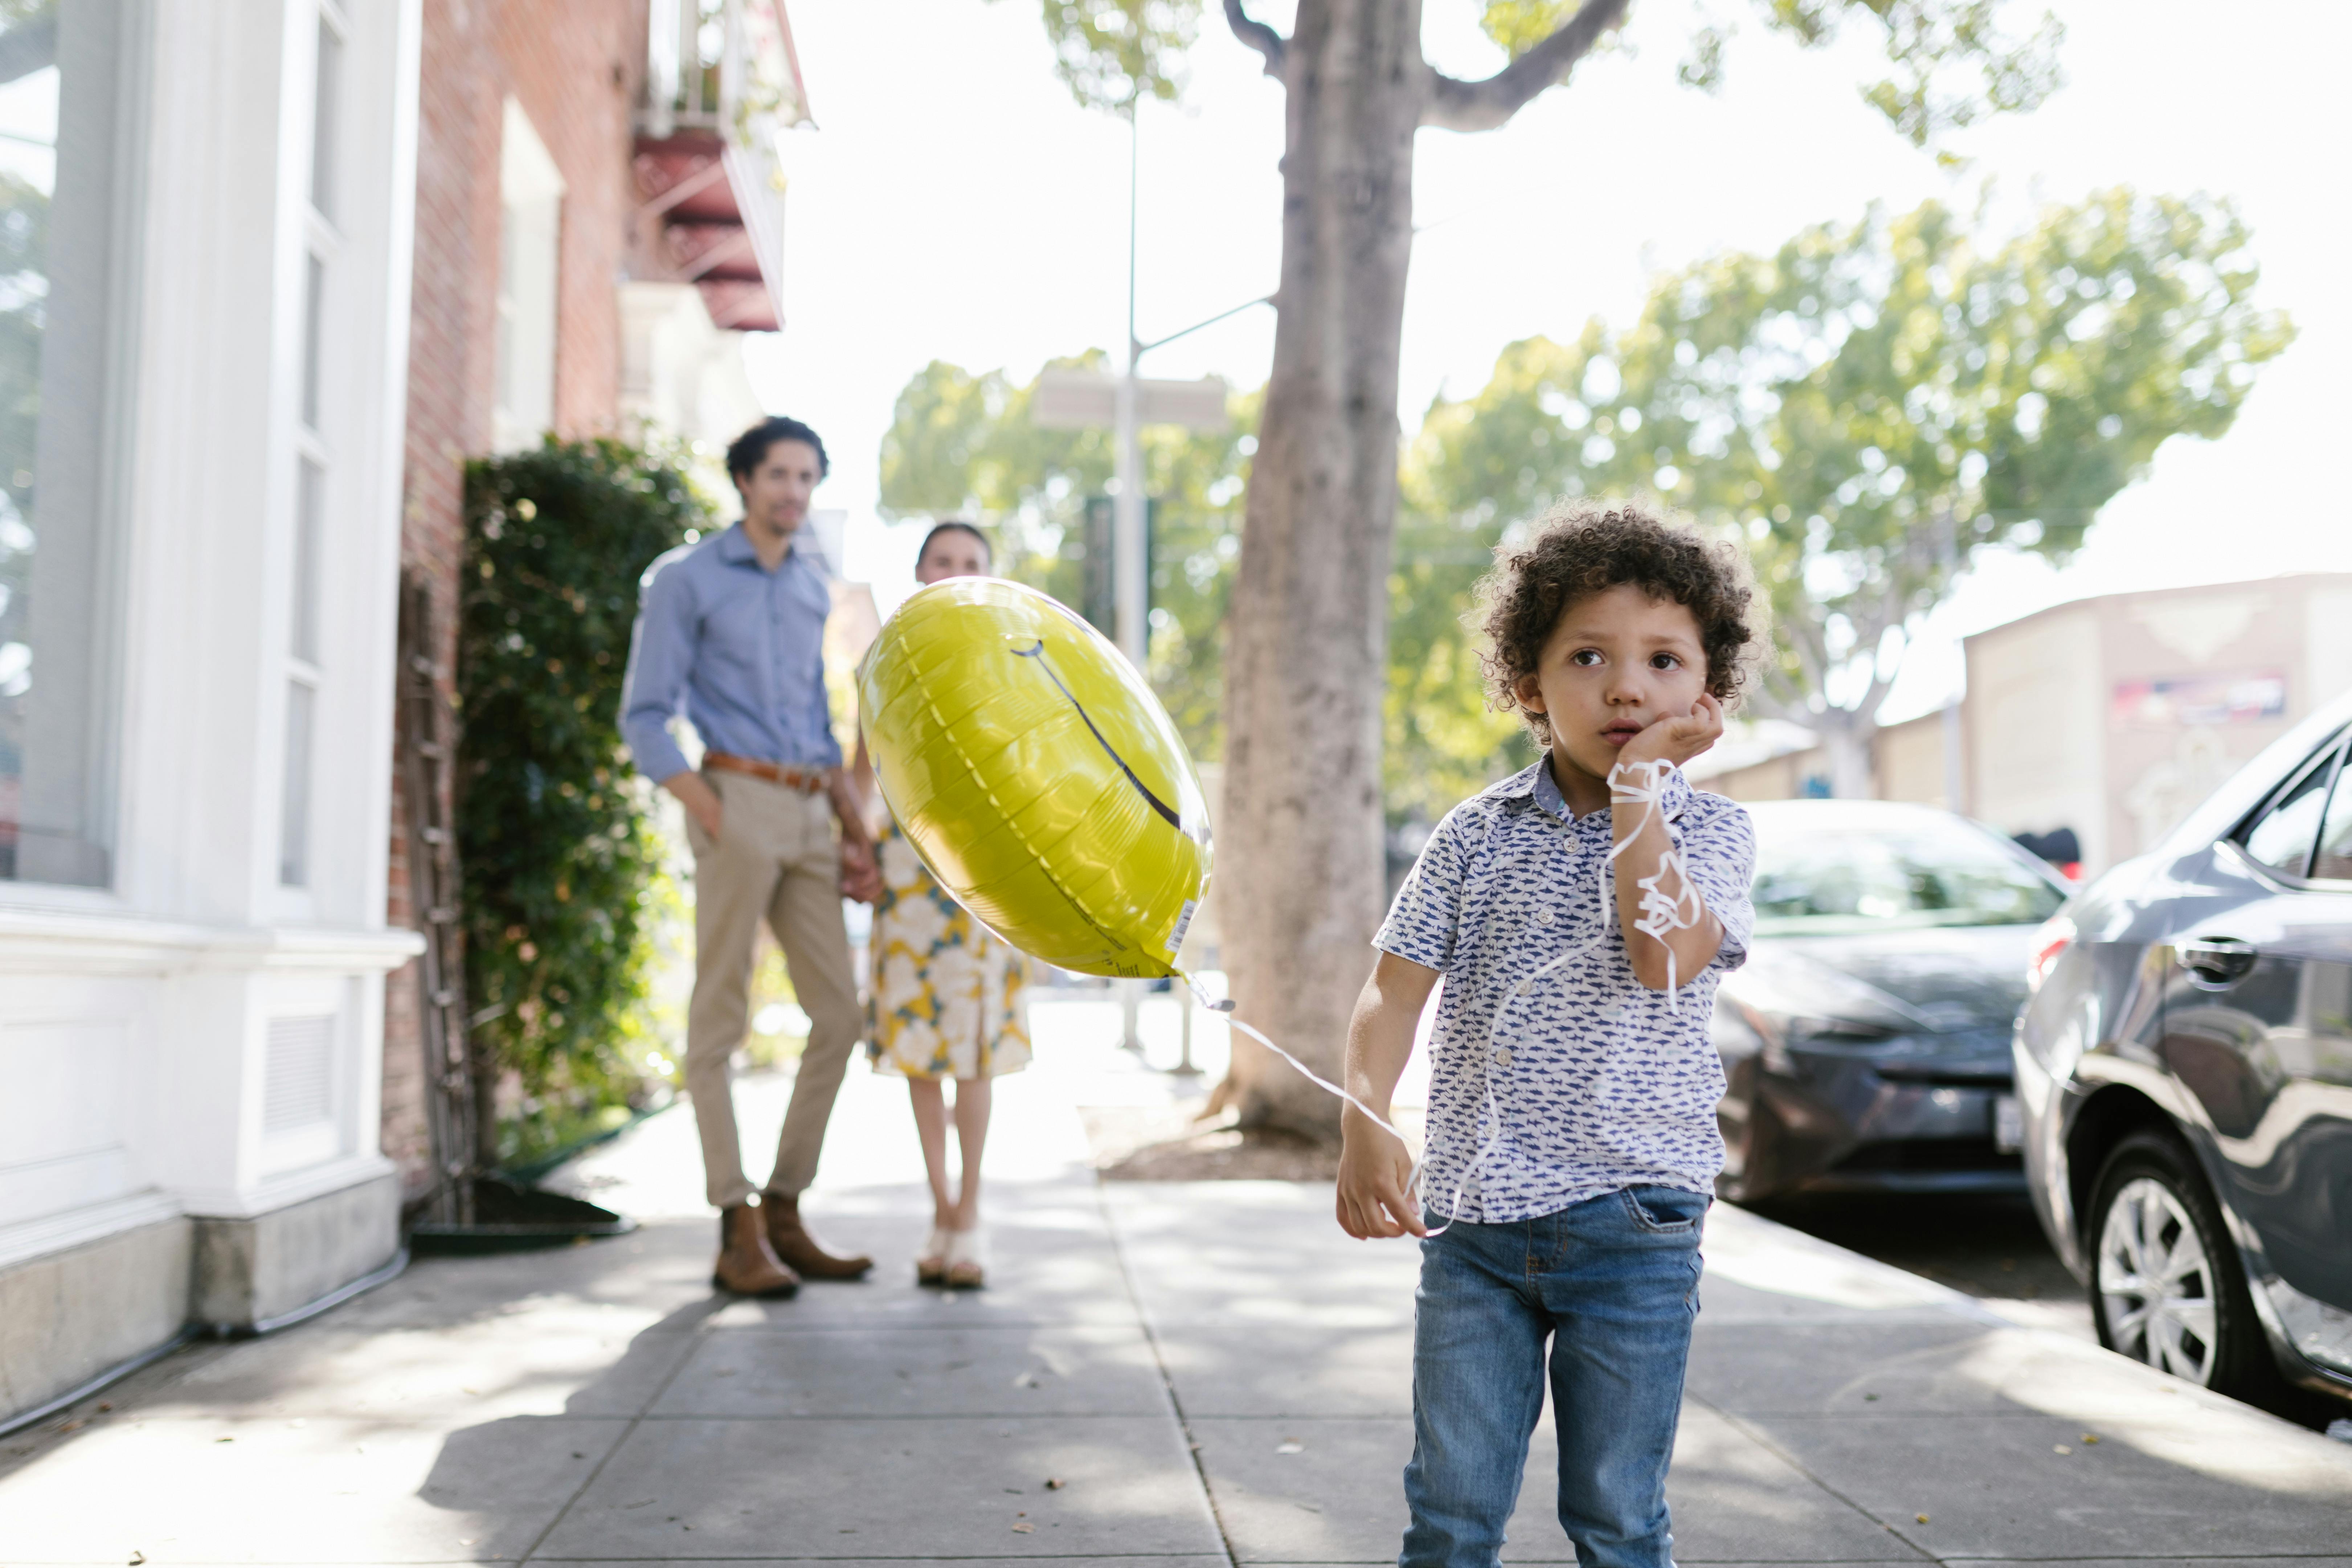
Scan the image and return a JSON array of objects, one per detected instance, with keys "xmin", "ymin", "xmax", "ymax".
[{"xmin": 2087, "ymin": 1130, "xmax": 2269, "ymax": 1396}]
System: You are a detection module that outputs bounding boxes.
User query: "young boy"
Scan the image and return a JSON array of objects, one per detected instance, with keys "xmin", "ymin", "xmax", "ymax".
[{"xmin": 1337, "ymin": 501, "xmax": 1758, "ymax": 1568}]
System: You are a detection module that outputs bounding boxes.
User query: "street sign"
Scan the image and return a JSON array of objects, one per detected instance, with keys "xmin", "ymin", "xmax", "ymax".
[{"xmin": 1032, "ymin": 369, "xmax": 1230, "ymax": 431}]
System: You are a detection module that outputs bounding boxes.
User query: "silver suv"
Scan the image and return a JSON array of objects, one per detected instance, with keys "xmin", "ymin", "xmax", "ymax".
[{"xmin": 2016, "ymin": 692, "xmax": 2352, "ymax": 1408}]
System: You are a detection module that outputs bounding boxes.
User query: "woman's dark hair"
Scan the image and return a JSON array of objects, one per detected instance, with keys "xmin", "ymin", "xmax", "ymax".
[
  {"xmin": 725, "ymin": 415, "xmax": 829, "ymax": 485},
  {"xmin": 1476, "ymin": 498, "xmax": 1757, "ymax": 746},
  {"xmin": 916, "ymin": 519, "xmax": 992, "ymax": 568}
]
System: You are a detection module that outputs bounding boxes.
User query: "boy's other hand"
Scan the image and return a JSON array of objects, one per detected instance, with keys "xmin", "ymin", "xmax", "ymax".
[
  {"xmin": 1337, "ymin": 1109, "xmax": 1427, "ymax": 1240},
  {"xmin": 1620, "ymin": 692, "xmax": 1725, "ymax": 771}
]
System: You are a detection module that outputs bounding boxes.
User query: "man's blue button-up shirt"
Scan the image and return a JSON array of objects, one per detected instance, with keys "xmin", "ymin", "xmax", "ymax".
[
  {"xmin": 618, "ymin": 523, "xmax": 843, "ymax": 784},
  {"xmin": 1375, "ymin": 757, "xmax": 1756, "ymax": 1224}
]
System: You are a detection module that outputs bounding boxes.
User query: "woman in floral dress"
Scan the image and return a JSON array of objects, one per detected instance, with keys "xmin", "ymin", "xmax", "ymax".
[{"xmin": 860, "ymin": 521, "xmax": 1030, "ymax": 1287}]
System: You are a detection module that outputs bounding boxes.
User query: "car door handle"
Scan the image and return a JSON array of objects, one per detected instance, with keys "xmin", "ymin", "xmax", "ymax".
[{"xmin": 2181, "ymin": 936, "xmax": 2259, "ymax": 984}]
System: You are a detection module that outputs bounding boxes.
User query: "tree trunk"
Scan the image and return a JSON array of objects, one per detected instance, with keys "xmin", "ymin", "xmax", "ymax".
[
  {"xmin": 1218, "ymin": 0, "xmax": 1422, "ymax": 1136},
  {"xmin": 1818, "ymin": 712, "xmax": 1877, "ymax": 800}
]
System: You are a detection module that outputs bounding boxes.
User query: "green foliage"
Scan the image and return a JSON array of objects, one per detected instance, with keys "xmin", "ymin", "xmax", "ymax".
[
  {"xmin": 1754, "ymin": 0, "xmax": 2065, "ymax": 144},
  {"xmin": 1022, "ymin": 0, "xmax": 2063, "ymax": 144},
  {"xmin": 1477, "ymin": 1, "xmax": 1591, "ymax": 57},
  {"xmin": 458, "ymin": 440, "xmax": 710, "ymax": 1166},
  {"xmin": 1413, "ymin": 188, "xmax": 2292, "ymax": 732},
  {"xmin": 1480, "ymin": 0, "xmax": 2063, "ymax": 147},
  {"xmin": 1008, "ymin": 0, "xmax": 1201, "ymax": 110},
  {"xmin": 878, "ymin": 356, "xmax": 1255, "ymax": 762},
  {"xmin": 1387, "ymin": 501, "xmax": 1533, "ymax": 827}
]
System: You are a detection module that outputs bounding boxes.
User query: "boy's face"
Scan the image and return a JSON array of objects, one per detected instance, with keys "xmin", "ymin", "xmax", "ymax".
[{"xmin": 1516, "ymin": 584, "xmax": 1711, "ymax": 786}]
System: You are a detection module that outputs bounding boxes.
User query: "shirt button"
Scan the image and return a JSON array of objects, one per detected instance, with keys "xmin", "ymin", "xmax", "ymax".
[
  {"xmin": 1494, "ymin": 1047, "xmax": 1514, "ymax": 1068},
  {"xmin": 1514, "ymin": 980, "xmax": 1535, "ymax": 997},
  {"xmin": 1534, "ymin": 910, "xmax": 1555, "ymax": 926}
]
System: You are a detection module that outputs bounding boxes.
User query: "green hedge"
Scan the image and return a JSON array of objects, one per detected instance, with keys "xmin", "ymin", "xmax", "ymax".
[{"xmin": 458, "ymin": 438, "xmax": 709, "ymax": 1166}]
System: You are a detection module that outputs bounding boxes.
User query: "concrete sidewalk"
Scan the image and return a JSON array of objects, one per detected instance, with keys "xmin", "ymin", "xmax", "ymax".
[{"xmin": 3, "ymin": 1000, "xmax": 2348, "ymax": 1566}]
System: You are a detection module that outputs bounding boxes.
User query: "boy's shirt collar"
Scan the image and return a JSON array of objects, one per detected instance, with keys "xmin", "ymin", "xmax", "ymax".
[{"xmin": 1506, "ymin": 753, "xmax": 1693, "ymax": 826}]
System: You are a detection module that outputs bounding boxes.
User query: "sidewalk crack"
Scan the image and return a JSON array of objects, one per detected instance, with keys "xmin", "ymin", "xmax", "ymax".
[
  {"xmin": 517, "ymin": 1314, "xmax": 705, "ymax": 1564},
  {"xmin": 1095, "ymin": 1180, "xmax": 1243, "ymax": 1568},
  {"xmin": 1682, "ymin": 1385, "xmax": 1944, "ymax": 1565}
]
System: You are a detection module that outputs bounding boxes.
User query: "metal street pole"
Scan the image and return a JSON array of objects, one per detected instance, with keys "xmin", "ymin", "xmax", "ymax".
[
  {"xmin": 1116, "ymin": 101, "xmax": 1147, "ymax": 1054},
  {"xmin": 1115, "ymin": 105, "xmax": 1148, "ymax": 672}
]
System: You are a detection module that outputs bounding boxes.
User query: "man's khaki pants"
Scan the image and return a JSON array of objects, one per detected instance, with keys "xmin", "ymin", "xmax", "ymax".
[{"xmin": 683, "ymin": 769, "xmax": 863, "ymax": 1210}]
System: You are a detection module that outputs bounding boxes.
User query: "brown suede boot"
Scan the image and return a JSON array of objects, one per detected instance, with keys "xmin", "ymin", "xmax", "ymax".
[
  {"xmin": 712, "ymin": 1203, "xmax": 800, "ymax": 1297},
  {"xmin": 761, "ymin": 1190, "xmax": 873, "ymax": 1280}
]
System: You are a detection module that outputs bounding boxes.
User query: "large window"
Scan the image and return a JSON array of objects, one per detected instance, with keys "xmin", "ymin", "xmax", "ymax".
[
  {"xmin": 279, "ymin": 6, "xmax": 341, "ymax": 889},
  {"xmin": 491, "ymin": 97, "xmax": 562, "ymax": 453},
  {"xmin": 0, "ymin": 1, "xmax": 132, "ymax": 887}
]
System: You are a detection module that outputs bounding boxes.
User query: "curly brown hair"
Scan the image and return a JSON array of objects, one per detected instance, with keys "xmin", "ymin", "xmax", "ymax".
[{"xmin": 1476, "ymin": 499, "xmax": 1757, "ymax": 746}]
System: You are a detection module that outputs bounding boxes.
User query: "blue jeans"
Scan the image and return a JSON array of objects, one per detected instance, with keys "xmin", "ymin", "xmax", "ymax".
[{"xmin": 1399, "ymin": 1186, "xmax": 1708, "ymax": 1568}]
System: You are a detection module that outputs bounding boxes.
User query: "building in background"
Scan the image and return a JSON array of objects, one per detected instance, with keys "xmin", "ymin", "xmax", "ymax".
[
  {"xmin": 1964, "ymin": 573, "xmax": 2352, "ymax": 872},
  {"xmin": 382, "ymin": 0, "xmax": 804, "ymax": 1200},
  {"xmin": 1697, "ymin": 573, "xmax": 2352, "ymax": 877},
  {"xmin": 1, "ymin": 1, "xmax": 426, "ymax": 1425},
  {"xmin": 0, "ymin": 0, "xmax": 818, "ymax": 1430}
]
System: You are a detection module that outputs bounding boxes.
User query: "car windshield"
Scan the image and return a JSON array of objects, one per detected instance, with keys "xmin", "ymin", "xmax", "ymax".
[{"xmin": 1749, "ymin": 811, "xmax": 2065, "ymax": 935}]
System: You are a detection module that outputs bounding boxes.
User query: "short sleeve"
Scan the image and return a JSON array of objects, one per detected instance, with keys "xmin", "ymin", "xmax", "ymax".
[
  {"xmin": 1374, "ymin": 805, "xmax": 1478, "ymax": 973},
  {"xmin": 1678, "ymin": 797, "xmax": 1756, "ymax": 973}
]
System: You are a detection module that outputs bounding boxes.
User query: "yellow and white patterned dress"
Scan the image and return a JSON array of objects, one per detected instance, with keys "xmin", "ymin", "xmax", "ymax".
[{"xmin": 866, "ymin": 818, "xmax": 1032, "ymax": 1080}]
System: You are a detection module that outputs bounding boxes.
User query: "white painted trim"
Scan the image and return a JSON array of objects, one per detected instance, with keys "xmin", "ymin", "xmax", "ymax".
[
  {"xmin": 177, "ymin": 1151, "xmax": 396, "ymax": 1221},
  {"xmin": 0, "ymin": 1189, "xmax": 183, "ymax": 1273},
  {"xmin": 0, "ymin": 911, "xmax": 422, "ymax": 974}
]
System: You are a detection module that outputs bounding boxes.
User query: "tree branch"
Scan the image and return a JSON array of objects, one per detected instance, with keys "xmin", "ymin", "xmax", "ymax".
[
  {"xmin": 1423, "ymin": 0, "xmax": 1629, "ymax": 132},
  {"xmin": 1742, "ymin": 680, "xmax": 1811, "ymax": 727},
  {"xmin": 1784, "ymin": 607, "xmax": 1832, "ymax": 702},
  {"xmin": 1222, "ymin": 0, "xmax": 1286, "ymax": 80}
]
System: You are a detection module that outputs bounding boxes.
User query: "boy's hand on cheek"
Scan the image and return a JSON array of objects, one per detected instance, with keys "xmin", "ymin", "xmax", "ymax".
[{"xmin": 1619, "ymin": 693, "xmax": 1725, "ymax": 771}]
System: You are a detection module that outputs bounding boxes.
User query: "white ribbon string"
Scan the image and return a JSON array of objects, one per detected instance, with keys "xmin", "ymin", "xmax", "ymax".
[
  {"xmin": 1605, "ymin": 758, "xmax": 1708, "ymax": 1010},
  {"xmin": 1205, "ymin": 1007, "xmax": 1456, "ymax": 1233}
]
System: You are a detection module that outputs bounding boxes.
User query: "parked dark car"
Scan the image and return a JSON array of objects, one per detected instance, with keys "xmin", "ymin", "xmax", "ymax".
[
  {"xmin": 1711, "ymin": 799, "xmax": 2072, "ymax": 1201},
  {"xmin": 2017, "ymin": 694, "xmax": 2352, "ymax": 1407}
]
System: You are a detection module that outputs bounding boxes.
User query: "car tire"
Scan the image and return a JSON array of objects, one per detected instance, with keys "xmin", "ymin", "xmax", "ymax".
[{"xmin": 2086, "ymin": 1130, "xmax": 2272, "ymax": 1399}]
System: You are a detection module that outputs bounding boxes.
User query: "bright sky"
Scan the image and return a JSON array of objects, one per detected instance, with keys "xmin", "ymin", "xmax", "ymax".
[{"xmin": 747, "ymin": 0, "xmax": 2352, "ymax": 723}]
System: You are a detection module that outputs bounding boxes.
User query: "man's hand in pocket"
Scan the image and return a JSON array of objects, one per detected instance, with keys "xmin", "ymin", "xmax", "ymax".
[{"xmin": 664, "ymin": 771, "xmax": 724, "ymax": 843}]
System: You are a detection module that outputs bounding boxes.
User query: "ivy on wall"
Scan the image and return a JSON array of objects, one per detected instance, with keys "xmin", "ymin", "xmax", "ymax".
[{"xmin": 458, "ymin": 439, "xmax": 709, "ymax": 1165}]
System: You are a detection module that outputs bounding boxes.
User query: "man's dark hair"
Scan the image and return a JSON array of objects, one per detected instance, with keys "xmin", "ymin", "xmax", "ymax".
[
  {"xmin": 916, "ymin": 519, "xmax": 992, "ymax": 568},
  {"xmin": 725, "ymin": 415, "xmax": 829, "ymax": 486},
  {"xmin": 1477, "ymin": 499, "xmax": 1757, "ymax": 746}
]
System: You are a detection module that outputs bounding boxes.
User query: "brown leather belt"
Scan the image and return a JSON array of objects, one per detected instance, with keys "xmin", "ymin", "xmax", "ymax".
[{"xmin": 704, "ymin": 752, "xmax": 829, "ymax": 794}]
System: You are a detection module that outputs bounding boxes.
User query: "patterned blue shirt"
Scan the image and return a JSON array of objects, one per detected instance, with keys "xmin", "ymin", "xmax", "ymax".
[
  {"xmin": 618, "ymin": 523, "xmax": 843, "ymax": 783},
  {"xmin": 1375, "ymin": 757, "xmax": 1756, "ymax": 1223}
]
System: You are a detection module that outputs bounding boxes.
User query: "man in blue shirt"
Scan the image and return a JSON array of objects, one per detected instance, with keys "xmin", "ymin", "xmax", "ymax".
[{"xmin": 621, "ymin": 415, "xmax": 882, "ymax": 1296}]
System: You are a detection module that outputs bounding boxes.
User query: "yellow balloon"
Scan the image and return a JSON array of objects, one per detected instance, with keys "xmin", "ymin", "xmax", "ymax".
[{"xmin": 857, "ymin": 578, "xmax": 1213, "ymax": 979}]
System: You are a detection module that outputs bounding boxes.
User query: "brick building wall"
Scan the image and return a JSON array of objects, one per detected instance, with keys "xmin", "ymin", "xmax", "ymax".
[{"xmin": 384, "ymin": 0, "xmax": 646, "ymax": 1200}]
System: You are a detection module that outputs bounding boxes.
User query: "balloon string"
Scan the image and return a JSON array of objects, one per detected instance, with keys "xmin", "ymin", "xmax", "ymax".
[
  {"xmin": 1187, "ymin": 977, "xmax": 1494, "ymax": 1237},
  {"xmin": 1605, "ymin": 759, "xmax": 1708, "ymax": 1012}
]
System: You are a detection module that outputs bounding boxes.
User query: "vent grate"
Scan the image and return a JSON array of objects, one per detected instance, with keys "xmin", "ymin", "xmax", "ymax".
[{"xmin": 263, "ymin": 1014, "xmax": 335, "ymax": 1133}]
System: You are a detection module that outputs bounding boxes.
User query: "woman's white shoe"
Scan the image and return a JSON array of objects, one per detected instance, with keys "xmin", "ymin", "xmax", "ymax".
[
  {"xmin": 916, "ymin": 1225, "xmax": 951, "ymax": 1285},
  {"xmin": 944, "ymin": 1223, "xmax": 988, "ymax": 1289}
]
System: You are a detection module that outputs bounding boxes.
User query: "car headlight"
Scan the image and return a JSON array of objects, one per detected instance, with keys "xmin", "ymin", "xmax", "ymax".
[{"xmin": 1728, "ymin": 999, "xmax": 1897, "ymax": 1076}]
